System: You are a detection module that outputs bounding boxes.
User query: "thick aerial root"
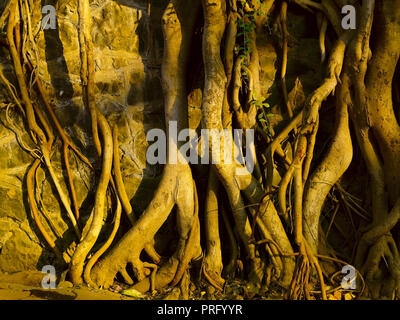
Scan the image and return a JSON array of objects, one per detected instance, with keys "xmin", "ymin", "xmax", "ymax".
[
  {"xmin": 171, "ymin": 180, "xmax": 201, "ymax": 286},
  {"xmin": 288, "ymin": 138, "xmax": 313, "ymax": 300},
  {"xmin": 27, "ymin": 159, "xmax": 61, "ymax": 260},
  {"xmin": 132, "ymin": 257, "xmax": 180, "ymax": 294},
  {"xmin": 201, "ymin": 0, "xmax": 262, "ymax": 282},
  {"xmin": 362, "ymin": 0, "xmax": 400, "ymax": 205},
  {"xmin": 221, "ymin": 0, "xmax": 237, "ymax": 128},
  {"xmin": 90, "ymin": 164, "xmax": 191, "ymax": 289},
  {"xmin": 302, "ymin": 31, "xmax": 350, "ymax": 128},
  {"xmin": 221, "ymin": 205, "xmax": 238, "ymax": 279},
  {"xmin": 84, "ymin": 197, "xmax": 122, "ymax": 287},
  {"xmin": 70, "ymin": 111, "xmax": 113, "ymax": 285},
  {"xmin": 78, "ymin": 0, "xmax": 101, "ymax": 156},
  {"xmin": 357, "ymin": 234, "xmax": 400, "ymax": 299},
  {"xmin": 343, "ymin": 1, "xmax": 400, "ymax": 298},
  {"xmin": 112, "ymin": 125, "xmax": 133, "ymax": 221},
  {"xmin": 42, "ymin": 151, "xmax": 81, "ymax": 239},
  {"xmin": 235, "ymin": 172, "xmax": 295, "ymax": 288},
  {"xmin": 219, "ymin": 167, "xmax": 262, "ymax": 279},
  {"xmin": 286, "ymin": 133, "xmax": 328, "ymax": 300},
  {"xmin": 63, "ymin": 144, "xmax": 80, "ymax": 223},
  {"xmin": 303, "ymin": 73, "xmax": 353, "ymax": 253},
  {"xmin": 278, "ymin": 160, "xmax": 295, "ymax": 222},
  {"xmin": 251, "ymin": 202, "xmax": 286, "ymax": 285},
  {"xmin": 264, "ymin": 111, "xmax": 303, "ymax": 191},
  {"xmin": 203, "ymin": 264, "xmax": 224, "ymax": 292},
  {"xmin": 143, "ymin": 262, "xmax": 158, "ymax": 293},
  {"xmin": 356, "ymin": 197, "xmax": 400, "ymax": 259},
  {"xmin": 90, "ymin": 169, "xmax": 196, "ymax": 290},
  {"xmin": 280, "ymin": 0, "xmax": 290, "ymax": 115},
  {"xmin": 263, "ymin": 26, "xmax": 354, "ymax": 297},
  {"xmin": 113, "ymin": 125, "xmax": 160, "ymax": 263},
  {"xmin": 202, "ymin": 169, "xmax": 225, "ymax": 291},
  {"xmin": 354, "ymin": 197, "xmax": 400, "ymax": 297},
  {"xmin": 237, "ymin": 172, "xmax": 296, "ymax": 287}
]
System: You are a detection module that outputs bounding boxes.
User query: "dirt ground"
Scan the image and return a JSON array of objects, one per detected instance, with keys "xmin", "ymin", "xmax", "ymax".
[
  {"xmin": 0, "ymin": 270, "xmax": 366, "ymax": 300},
  {"xmin": 0, "ymin": 270, "xmax": 283, "ymax": 300},
  {"xmin": 0, "ymin": 271, "xmax": 136, "ymax": 300}
]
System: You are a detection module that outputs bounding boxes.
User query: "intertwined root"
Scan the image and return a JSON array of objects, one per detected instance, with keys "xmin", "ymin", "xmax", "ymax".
[
  {"xmin": 288, "ymin": 252, "xmax": 311, "ymax": 300},
  {"xmin": 89, "ymin": 164, "xmax": 198, "ymax": 290},
  {"xmin": 356, "ymin": 235, "xmax": 400, "ymax": 299},
  {"xmin": 70, "ymin": 111, "xmax": 113, "ymax": 285},
  {"xmin": 132, "ymin": 257, "xmax": 180, "ymax": 293},
  {"xmin": 355, "ymin": 213, "xmax": 400, "ymax": 299},
  {"xmin": 202, "ymin": 169, "xmax": 225, "ymax": 292},
  {"xmin": 3, "ymin": 0, "xmax": 400, "ymax": 300}
]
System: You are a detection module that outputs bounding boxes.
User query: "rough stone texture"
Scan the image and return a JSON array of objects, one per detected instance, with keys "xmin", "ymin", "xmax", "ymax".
[{"xmin": 0, "ymin": 0, "xmax": 165, "ymax": 273}]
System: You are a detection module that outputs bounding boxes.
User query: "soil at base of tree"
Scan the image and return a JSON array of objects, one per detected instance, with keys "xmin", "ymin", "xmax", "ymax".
[{"xmin": 0, "ymin": 270, "xmax": 288, "ymax": 300}]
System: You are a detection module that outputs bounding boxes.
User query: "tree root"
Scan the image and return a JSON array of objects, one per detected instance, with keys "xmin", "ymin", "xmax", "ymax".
[
  {"xmin": 132, "ymin": 257, "xmax": 180, "ymax": 294},
  {"xmin": 358, "ymin": 235, "xmax": 400, "ymax": 299},
  {"xmin": 7, "ymin": 0, "xmax": 80, "ymax": 239},
  {"xmin": 70, "ymin": 110, "xmax": 113, "ymax": 285},
  {"xmin": 27, "ymin": 159, "xmax": 62, "ymax": 260},
  {"xmin": 171, "ymin": 180, "xmax": 201, "ymax": 286},
  {"xmin": 4, "ymin": 0, "xmax": 400, "ymax": 301},
  {"xmin": 202, "ymin": 169, "xmax": 225, "ymax": 291},
  {"xmin": 78, "ymin": 0, "xmax": 101, "ymax": 157},
  {"xmin": 303, "ymin": 72, "xmax": 353, "ymax": 253},
  {"xmin": 112, "ymin": 125, "xmax": 133, "ymax": 222},
  {"xmin": 84, "ymin": 197, "xmax": 122, "ymax": 287}
]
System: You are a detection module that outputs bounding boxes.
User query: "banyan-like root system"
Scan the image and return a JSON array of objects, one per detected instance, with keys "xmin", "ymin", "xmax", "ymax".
[{"xmin": 2, "ymin": 0, "xmax": 400, "ymax": 300}]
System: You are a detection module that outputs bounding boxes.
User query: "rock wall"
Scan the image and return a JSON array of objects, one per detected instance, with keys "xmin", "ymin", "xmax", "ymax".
[{"xmin": 0, "ymin": 0, "xmax": 166, "ymax": 273}]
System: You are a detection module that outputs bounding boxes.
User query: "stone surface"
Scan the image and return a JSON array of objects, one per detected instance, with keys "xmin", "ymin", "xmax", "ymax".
[{"xmin": 0, "ymin": 0, "xmax": 164, "ymax": 274}]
